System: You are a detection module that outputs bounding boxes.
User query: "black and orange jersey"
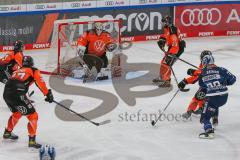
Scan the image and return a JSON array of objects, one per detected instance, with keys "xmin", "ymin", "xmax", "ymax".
[
  {"xmin": 77, "ymin": 30, "xmax": 113, "ymax": 57},
  {"xmin": 160, "ymin": 25, "xmax": 182, "ymax": 55},
  {"xmin": 10, "ymin": 67, "xmax": 49, "ymax": 96},
  {"xmin": 0, "ymin": 51, "xmax": 23, "ymax": 74},
  {"xmin": 185, "ymin": 64, "xmax": 203, "ymax": 84}
]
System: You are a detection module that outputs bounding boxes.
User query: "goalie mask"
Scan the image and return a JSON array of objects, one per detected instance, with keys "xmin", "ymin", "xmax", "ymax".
[{"xmin": 94, "ymin": 22, "xmax": 103, "ymax": 36}]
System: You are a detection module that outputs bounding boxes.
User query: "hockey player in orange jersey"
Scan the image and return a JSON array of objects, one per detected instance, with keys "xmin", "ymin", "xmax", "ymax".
[
  {"xmin": 77, "ymin": 22, "xmax": 117, "ymax": 68},
  {"xmin": 153, "ymin": 15, "xmax": 185, "ymax": 87},
  {"xmin": 3, "ymin": 56, "xmax": 54, "ymax": 149},
  {"xmin": 76, "ymin": 22, "xmax": 121, "ymax": 80},
  {"xmin": 0, "ymin": 40, "xmax": 24, "ymax": 83},
  {"xmin": 177, "ymin": 50, "xmax": 218, "ymax": 126}
]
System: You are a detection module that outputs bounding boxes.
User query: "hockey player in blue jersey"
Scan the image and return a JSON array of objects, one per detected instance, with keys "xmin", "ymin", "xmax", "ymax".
[{"xmin": 197, "ymin": 53, "xmax": 236, "ymax": 139}]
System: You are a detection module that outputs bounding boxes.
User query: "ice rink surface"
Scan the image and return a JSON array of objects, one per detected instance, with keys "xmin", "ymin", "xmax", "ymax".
[{"xmin": 0, "ymin": 36, "xmax": 240, "ymax": 160}]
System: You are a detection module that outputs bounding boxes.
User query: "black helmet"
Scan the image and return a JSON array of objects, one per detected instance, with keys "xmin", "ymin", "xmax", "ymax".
[
  {"xmin": 14, "ymin": 40, "xmax": 24, "ymax": 52},
  {"xmin": 23, "ymin": 56, "xmax": 34, "ymax": 67},
  {"xmin": 200, "ymin": 50, "xmax": 212, "ymax": 61},
  {"xmin": 161, "ymin": 15, "xmax": 172, "ymax": 26}
]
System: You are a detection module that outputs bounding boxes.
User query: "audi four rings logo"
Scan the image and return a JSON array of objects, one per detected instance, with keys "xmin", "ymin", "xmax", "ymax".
[
  {"xmin": 105, "ymin": 1, "xmax": 114, "ymax": 6},
  {"xmin": 181, "ymin": 8, "xmax": 222, "ymax": 26}
]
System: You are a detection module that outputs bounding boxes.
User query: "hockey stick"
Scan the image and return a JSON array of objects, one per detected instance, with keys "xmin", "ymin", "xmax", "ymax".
[
  {"xmin": 53, "ymin": 100, "xmax": 111, "ymax": 126},
  {"xmin": 170, "ymin": 66, "xmax": 190, "ymax": 92},
  {"xmin": 151, "ymin": 89, "xmax": 180, "ymax": 126},
  {"xmin": 160, "ymin": 48, "xmax": 199, "ymax": 69},
  {"xmin": 28, "ymin": 90, "xmax": 35, "ymax": 97}
]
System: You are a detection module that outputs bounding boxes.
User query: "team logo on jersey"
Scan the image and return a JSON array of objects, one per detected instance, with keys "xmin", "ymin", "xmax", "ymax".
[
  {"xmin": 94, "ymin": 40, "xmax": 106, "ymax": 52},
  {"xmin": 17, "ymin": 106, "xmax": 28, "ymax": 115}
]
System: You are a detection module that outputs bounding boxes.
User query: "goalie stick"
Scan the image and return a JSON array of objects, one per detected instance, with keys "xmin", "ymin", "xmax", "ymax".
[
  {"xmin": 77, "ymin": 51, "xmax": 98, "ymax": 83},
  {"xmin": 53, "ymin": 100, "xmax": 111, "ymax": 126},
  {"xmin": 58, "ymin": 30, "xmax": 97, "ymax": 83}
]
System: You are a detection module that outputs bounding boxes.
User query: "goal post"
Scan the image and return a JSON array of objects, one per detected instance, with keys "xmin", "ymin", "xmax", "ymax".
[{"xmin": 44, "ymin": 18, "xmax": 122, "ymax": 76}]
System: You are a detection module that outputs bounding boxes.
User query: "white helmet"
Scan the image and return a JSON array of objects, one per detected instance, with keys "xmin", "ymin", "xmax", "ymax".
[
  {"xmin": 94, "ymin": 22, "xmax": 103, "ymax": 36},
  {"xmin": 201, "ymin": 54, "xmax": 215, "ymax": 67}
]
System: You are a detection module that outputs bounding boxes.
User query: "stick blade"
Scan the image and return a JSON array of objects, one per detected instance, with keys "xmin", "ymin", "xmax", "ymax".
[{"xmin": 98, "ymin": 120, "xmax": 111, "ymax": 126}]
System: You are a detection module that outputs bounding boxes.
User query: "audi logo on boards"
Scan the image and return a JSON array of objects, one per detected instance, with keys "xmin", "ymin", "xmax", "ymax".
[
  {"xmin": 105, "ymin": 1, "xmax": 114, "ymax": 6},
  {"xmin": 35, "ymin": 5, "xmax": 45, "ymax": 9},
  {"xmin": 71, "ymin": 3, "xmax": 81, "ymax": 8},
  {"xmin": 0, "ymin": 7, "xmax": 9, "ymax": 11},
  {"xmin": 181, "ymin": 8, "xmax": 222, "ymax": 26}
]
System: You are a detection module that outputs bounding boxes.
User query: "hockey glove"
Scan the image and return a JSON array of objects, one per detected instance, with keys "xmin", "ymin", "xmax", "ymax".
[
  {"xmin": 195, "ymin": 88, "xmax": 206, "ymax": 100},
  {"xmin": 178, "ymin": 79, "xmax": 187, "ymax": 90},
  {"xmin": 45, "ymin": 89, "xmax": 54, "ymax": 103},
  {"xmin": 165, "ymin": 54, "xmax": 176, "ymax": 66},
  {"xmin": 0, "ymin": 65, "xmax": 7, "ymax": 71},
  {"xmin": 77, "ymin": 45, "xmax": 86, "ymax": 56},
  {"xmin": 106, "ymin": 43, "xmax": 117, "ymax": 52},
  {"xmin": 157, "ymin": 37, "xmax": 166, "ymax": 49},
  {"xmin": 187, "ymin": 68, "xmax": 196, "ymax": 76}
]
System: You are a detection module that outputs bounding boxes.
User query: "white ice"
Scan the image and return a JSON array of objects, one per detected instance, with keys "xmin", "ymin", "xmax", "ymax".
[{"xmin": 0, "ymin": 36, "xmax": 240, "ymax": 160}]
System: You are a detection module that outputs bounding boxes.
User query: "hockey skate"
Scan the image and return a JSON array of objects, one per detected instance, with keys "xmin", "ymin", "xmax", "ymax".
[
  {"xmin": 28, "ymin": 136, "xmax": 42, "ymax": 149},
  {"xmin": 199, "ymin": 128, "xmax": 214, "ymax": 139},
  {"xmin": 158, "ymin": 80, "xmax": 171, "ymax": 88},
  {"xmin": 3, "ymin": 129, "xmax": 18, "ymax": 140},
  {"xmin": 152, "ymin": 77, "xmax": 162, "ymax": 83}
]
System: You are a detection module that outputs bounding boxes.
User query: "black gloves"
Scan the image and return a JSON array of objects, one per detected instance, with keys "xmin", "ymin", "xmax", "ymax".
[
  {"xmin": 178, "ymin": 79, "xmax": 187, "ymax": 90},
  {"xmin": 165, "ymin": 54, "xmax": 176, "ymax": 66},
  {"xmin": 187, "ymin": 68, "xmax": 196, "ymax": 76},
  {"xmin": 45, "ymin": 89, "xmax": 54, "ymax": 103},
  {"xmin": 157, "ymin": 37, "xmax": 166, "ymax": 49}
]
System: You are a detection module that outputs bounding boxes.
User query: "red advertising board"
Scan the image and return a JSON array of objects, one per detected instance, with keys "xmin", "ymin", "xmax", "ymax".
[{"xmin": 175, "ymin": 4, "xmax": 240, "ymax": 38}]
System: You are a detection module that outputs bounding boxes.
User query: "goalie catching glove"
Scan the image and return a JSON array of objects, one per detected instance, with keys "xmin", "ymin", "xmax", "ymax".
[
  {"xmin": 106, "ymin": 42, "xmax": 117, "ymax": 52},
  {"xmin": 45, "ymin": 89, "xmax": 54, "ymax": 103}
]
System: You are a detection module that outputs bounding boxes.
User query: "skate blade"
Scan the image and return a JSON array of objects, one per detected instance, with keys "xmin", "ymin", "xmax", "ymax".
[
  {"xmin": 199, "ymin": 133, "xmax": 215, "ymax": 139},
  {"xmin": 2, "ymin": 138, "xmax": 18, "ymax": 143}
]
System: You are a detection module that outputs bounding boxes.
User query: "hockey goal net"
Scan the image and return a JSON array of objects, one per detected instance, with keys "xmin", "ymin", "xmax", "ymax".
[{"xmin": 45, "ymin": 19, "xmax": 121, "ymax": 76}]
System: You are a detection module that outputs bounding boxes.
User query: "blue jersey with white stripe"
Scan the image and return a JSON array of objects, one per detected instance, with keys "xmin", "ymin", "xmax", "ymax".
[{"xmin": 198, "ymin": 66, "xmax": 236, "ymax": 96}]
